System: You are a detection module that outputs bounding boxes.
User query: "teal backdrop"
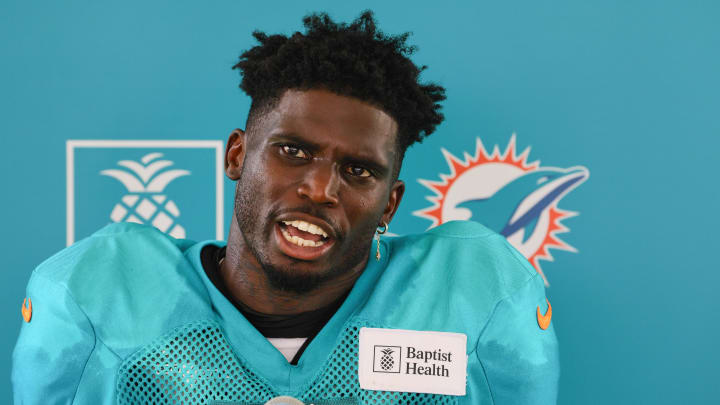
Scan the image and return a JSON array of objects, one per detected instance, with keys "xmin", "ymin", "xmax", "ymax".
[{"xmin": 2, "ymin": 0, "xmax": 719, "ymax": 403}]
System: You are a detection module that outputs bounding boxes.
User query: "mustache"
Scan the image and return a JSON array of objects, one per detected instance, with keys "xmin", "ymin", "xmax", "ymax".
[{"xmin": 271, "ymin": 205, "xmax": 342, "ymax": 239}]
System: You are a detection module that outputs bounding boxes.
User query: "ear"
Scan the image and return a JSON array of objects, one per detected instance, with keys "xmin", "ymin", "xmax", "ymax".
[
  {"xmin": 380, "ymin": 180, "xmax": 405, "ymax": 227},
  {"xmin": 225, "ymin": 129, "xmax": 246, "ymax": 180}
]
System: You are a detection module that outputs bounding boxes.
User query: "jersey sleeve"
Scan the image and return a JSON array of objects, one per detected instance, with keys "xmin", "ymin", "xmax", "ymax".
[
  {"xmin": 12, "ymin": 272, "xmax": 96, "ymax": 404},
  {"xmin": 474, "ymin": 271, "xmax": 560, "ymax": 404}
]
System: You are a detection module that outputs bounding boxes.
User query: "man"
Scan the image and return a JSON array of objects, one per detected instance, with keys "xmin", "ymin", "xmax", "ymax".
[{"xmin": 13, "ymin": 11, "xmax": 558, "ymax": 405}]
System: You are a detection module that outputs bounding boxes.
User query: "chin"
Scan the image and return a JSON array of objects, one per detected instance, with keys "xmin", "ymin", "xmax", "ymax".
[{"xmin": 261, "ymin": 262, "xmax": 330, "ymax": 294}]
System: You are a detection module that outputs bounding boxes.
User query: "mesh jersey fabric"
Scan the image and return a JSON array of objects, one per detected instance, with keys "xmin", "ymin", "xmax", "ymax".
[{"xmin": 12, "ymin": 221, "xmax": 559, "ymax": 404}]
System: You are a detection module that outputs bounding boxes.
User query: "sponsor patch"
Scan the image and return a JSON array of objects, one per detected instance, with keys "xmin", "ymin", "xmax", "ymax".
[{"xmin": 358, "ymin": 327, "xmax": 467, "ymax": 396}]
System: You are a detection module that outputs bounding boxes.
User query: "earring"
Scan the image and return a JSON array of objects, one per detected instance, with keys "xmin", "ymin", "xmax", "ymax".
[{"xmin": 375, "ymin": 221, "xmax": 388, "ymax": 261}]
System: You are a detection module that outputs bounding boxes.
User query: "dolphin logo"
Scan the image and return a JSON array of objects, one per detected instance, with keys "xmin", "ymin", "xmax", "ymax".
[
  {"xmin": 456, "ymin": 166, "xmax": 589, "ymax": 242},
  {"xmin": 415, "ymin": 135, "xmax": 590, "ymax": 285}
]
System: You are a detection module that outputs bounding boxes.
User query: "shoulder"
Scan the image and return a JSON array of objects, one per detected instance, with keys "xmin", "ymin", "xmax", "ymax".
[
  {"xmin": 26, "ymin": 223, "xmax": 214, "ymax": 353},
  {"xmin": 387, "ymin": 220, "xmax": 537, "ymax": 294},
  {"xmin": 364, "ymin": 220, "xmax": 542, "ymax": 332},
  {"xmin": 33, "ymin": 222, "xmax": 194, "ymax": 284}
]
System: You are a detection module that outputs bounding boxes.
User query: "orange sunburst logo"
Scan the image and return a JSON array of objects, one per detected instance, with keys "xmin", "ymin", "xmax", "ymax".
[{"xmin": 413, "ymin": 134, "xmax": 589, "ymax": 285}]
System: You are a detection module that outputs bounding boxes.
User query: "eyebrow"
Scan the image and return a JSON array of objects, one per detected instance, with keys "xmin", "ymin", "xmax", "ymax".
[
  {"xmin": 267, "ymin": 133, "xmax": 321, "ymax": 152},
  {"xmin": 267, "ymin": 132, "xmax": 391, "ymax": 177}
]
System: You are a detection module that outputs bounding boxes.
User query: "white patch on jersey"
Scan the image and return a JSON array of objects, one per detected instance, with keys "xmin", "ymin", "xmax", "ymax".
[
  {"xmin": 267, "ymin": 337, "xmax": 307, "ymax": 363},
  {"xmin": 358, "ymin": 327, "xmax": 467, "ymax": 396}
]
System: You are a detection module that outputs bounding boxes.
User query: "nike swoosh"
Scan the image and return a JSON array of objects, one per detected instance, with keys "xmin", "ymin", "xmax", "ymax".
[
  {"xmin": 22, "ymin": 298, "xmax": 32, "ymax": 323},
  {"xmin": 537, "ymin": 299, "xmax": 551, "ymax": 330}
]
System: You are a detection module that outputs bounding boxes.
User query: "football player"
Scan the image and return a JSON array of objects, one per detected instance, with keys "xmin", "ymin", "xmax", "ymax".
[{"xmin": 13, "ymin": 11, "xmax": 558, "ymax": 404}]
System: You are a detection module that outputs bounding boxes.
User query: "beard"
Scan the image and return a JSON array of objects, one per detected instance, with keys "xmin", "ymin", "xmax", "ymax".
[{"xmin": 234, "ymin": 174, "xmax": 376, "ymax": 295}]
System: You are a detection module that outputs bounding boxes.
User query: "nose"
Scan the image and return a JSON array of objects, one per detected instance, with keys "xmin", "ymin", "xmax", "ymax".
[{"xmin": 297, "ymin": 162, "xmax": 340, "ymax": 206}]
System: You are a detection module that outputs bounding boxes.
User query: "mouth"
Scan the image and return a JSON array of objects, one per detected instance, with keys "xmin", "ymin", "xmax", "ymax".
[{"xmin": 274, "ymin": 217, "xmax": 336, "ymax": 261}]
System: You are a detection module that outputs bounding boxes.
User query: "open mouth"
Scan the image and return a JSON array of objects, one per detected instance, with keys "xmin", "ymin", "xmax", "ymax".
[
  {"xmin": 274, "ymin": 218, "xmax": 335, "ymax": 261},
  {"xmin": 279, "ymin": 220, "xmax": 330, "ymax": 247}
]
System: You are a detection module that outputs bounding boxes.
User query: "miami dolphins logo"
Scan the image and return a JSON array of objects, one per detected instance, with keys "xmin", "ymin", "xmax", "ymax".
[{"xmin": 414, "ymin": 135, "xmax": 589, "ymax": 285}]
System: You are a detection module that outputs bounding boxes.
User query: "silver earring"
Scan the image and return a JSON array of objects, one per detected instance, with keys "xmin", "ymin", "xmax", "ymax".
[{"xmin": 375, "ymin": 221, "xmax": 388, "ymax": 261}]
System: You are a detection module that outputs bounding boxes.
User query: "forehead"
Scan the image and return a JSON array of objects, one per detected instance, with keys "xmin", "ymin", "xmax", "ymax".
[{"xmin": 255, "ymin": 89, "xmax": 399, "ymax": 159}]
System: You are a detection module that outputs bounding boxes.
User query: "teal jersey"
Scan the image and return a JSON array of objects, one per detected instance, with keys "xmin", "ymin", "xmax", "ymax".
[{"xmin": 12, "ymin": 221, "xmax": 559, "ymax": 404}]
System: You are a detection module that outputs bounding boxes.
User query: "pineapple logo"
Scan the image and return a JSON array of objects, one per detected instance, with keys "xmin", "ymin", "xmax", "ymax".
[
  {"xmin": 380, "ymin": 348, "xmax": 395, "ymax": 371},
  {"xmin": 373, "ymin": 345, "xmax": 401, "ymax": 373},
  {"xmin": 100, "ymin": 152, "xmax": 190, "ymax": 238}
]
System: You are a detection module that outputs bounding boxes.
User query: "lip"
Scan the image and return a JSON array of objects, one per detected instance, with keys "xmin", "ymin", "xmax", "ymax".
[
  {"xmin": 274, "ymin": 223, "xmax": 336, "ymax": 261},
  {"xmin": 273, "ymin": 212, "xmax": 338, "ymax": 261},
  {"xmin": 274, "ymin": 212, "xmax": 338, "ymax": 240}
]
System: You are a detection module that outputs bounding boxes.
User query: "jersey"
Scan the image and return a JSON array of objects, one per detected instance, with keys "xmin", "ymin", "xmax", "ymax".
[{"xmin": 12, "ymin": 221, "xmax": 559, "ymax": 404}]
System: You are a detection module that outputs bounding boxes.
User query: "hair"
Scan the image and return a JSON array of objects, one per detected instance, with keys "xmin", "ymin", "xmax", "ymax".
[{"xmin": 232, "ymin": 10, "xmax": 446, "ymax": 168}]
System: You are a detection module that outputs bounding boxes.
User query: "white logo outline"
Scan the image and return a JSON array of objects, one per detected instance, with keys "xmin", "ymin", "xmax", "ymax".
[{"xmin": 66, "ymin": 140, "xmax": 224, "ymax": 246}]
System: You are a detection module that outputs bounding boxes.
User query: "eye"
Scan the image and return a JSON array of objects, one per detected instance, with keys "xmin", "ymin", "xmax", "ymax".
[
  {"xmin": 346, "ymin": 165, "xmax": 372, "ymax": 178},
  {"xmin": 280, "ymin": 144, "xmax": 309, "ymax": 159}
]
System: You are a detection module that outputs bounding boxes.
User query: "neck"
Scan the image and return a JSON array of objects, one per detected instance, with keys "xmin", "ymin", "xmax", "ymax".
[{"xmin": 219, "ymin": 217, "xmax": 366, "ymax": 315}]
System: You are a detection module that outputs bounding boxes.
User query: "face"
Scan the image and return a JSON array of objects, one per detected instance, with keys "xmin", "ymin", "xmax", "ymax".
[{"xmin": 226, "ymin": 89, "xmax": 405, "ymax": 293}]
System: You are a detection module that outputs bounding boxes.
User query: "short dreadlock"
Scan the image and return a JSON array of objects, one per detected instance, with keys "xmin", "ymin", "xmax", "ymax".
[{"xmin": 233, "ymin": 10, "xmax": 446, "ymax": 165}]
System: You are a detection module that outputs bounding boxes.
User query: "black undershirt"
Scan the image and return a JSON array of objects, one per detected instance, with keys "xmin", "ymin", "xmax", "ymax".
[{"xmin": 199, "ymin": 245, "xmax": 347, "ymax": 364}]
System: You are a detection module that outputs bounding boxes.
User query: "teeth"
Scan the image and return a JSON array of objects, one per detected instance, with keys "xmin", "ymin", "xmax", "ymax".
[
  {"xmin": 281, "ymin": 228, "xmax": 326, "ymax": 248},
  {"xmin": 282, "ymin": 220, "xmax": 329, "ymax": 238}
]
